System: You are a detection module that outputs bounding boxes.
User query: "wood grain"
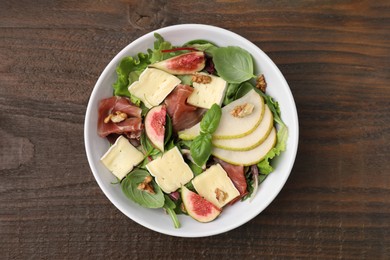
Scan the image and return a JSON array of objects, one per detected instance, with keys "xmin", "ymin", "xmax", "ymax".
[{"xmin": 1, "ymin": 0, "xmax": 389, "ymax": 259}]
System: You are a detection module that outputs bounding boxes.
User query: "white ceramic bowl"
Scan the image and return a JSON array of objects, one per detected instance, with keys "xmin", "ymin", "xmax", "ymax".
[{"xmin": 84, "ymin": 24, "xmax": 299, "ymax": 237}]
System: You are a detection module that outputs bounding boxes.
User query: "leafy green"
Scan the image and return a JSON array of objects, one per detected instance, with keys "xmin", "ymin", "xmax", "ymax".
[
  {"xmin": 242, "ymin": 171, "xmax": 268, "ymax": 201},
  {"xmin": 255, "ymin": 89, "xmax": 288, "ymax": 174},
  {"xmin": 200, "ymin": 104, "xmax": 222, "ymax": 134},
  {"xmin": 191, "ymin": 43, "xmax": 218, "ymax": 56},
  {"xmin": 140, "ymin": 131, "xmax": 161, "ymax": 161},
  {"xmin": 112, "ymin": 33, "xmax": 177, "ymax": 105},
  {"xmin": 256, "ymin": 89, "xmax": 284, "ymax": 128},
  {"xmin": 188, "ymin": 161, "xmax": 203, "ymax": 176},
  {"xmin": 163, "ymin": 195, "xmax": 180, "ymax": 228},
  {"xmin": 176, "ymin": 75, "xmax": 193, "ymax": 85},
  {"xmin": 177, "ymin": 139, "xmax": 192, "ymax": 150},
  {"xmin": 127, "ymin": 71, "xmax": 143, "ymax": 106},
  {"xmin": 213, "ymin": 46, "xmax": 255, "ymax": 83},
  {"xmin": 184, "ymin": 40, "xmax": 219, "ymax": 56},
  {"xmin": 223, "ymin": 83, "xmax": 240, "ymax": 105},
  {"xmin": 121, "ymin": 169, "xmax": 164, "ymax": 208},
  {"xmin": 235, "ymin": 81, "xmax": 253, "ymax": 100},
  {"xmin": 128, "ymin": 70, "xmax": 142, "ymax": 85},
  {"xmin": 259, "ymin": 174, "xmax": 268, "ymax": 183},
  {"xmin": 113, "ymin": 53, "xmax": 150, "ymax": 98},
  {"xmin": 190, "ymin": 104, "xmax": 222, "ymax": 167},
  {"xmin": 257, "ymin": 124, "xmax": 288, "ymax": 174},
  {"xmin": 223, "ymin": 81, "xmax": 253, "ymax": 105},
  {"xmin": 148, "ymin": 33, "xmax": 173, "ymax": 64},
  {"xmin": 190, "ymin": 133, "xmax": 212, "ymax": 167},
  {"xmin": 183, "ymin": 39, "xmax": 215, "ymax": 46},
  {"xmin": 165, "ymin": 139, "xmax": 176, "ymax": 151},
  {"xmin": 139, "ymin": 103, "xmax": 150, "ymax": 117}
]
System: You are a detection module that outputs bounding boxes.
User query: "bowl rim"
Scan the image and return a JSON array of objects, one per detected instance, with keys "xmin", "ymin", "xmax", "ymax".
[{"xmin": 84, "ymin": 23, "xmax": 299, "ymax": 237}]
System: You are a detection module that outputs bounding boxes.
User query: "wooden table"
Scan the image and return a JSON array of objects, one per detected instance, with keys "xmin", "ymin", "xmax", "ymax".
[{"xmin": 1, "ymin": 1, "xmax": 389, "ymax": 258}]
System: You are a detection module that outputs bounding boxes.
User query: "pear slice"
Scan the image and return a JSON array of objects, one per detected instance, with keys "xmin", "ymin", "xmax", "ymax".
[
  {"xmin": 211, "ymin": 127, "xmax": 277, "ymax": 166},
  {"xmin": 178, "ymin": 123, "xmax": 200, "ymax": 140},
  {"xmin": 179, "ymin": 89, "xmax": 264, "ymax": 140},
  {"xmin": 212, "ymin": 105, "xmax": 274, "ymax": 151}
]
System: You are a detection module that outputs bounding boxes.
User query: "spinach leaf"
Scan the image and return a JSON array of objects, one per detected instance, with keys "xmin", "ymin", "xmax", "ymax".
[
  {"xmin": 121, "ymin": 169, "xmax": 164, "ymax": 208},
  {"xmin": 165, "ymin": 139, "xmax": 176, "ymax": 151},
  {"xmin": 190, "ymin": 133, "xmax": 212, "ymax": 167},
  {"xmin": 140, "ymin": 132, "xmax": 161, "ymax": 157},
  {"xmin": 213, "ymin": 46, "xmax": 255, "ymax": 83},
  {"xmin": 235, "ymin": 81, "xmax": 254, "ymax": 100},
  {"xmin": 191, "ymin": 43, "xmax": 218, "ymax": 56},
  {"xmin": 177, "ymin": 139, "xmax": 192, "ymax": 149},
  {"xmin": 223, "ymin": 83, "xmax": 240, "ymax": 105},
  {"xmin": 200, "ymin": 104, "xmax": 222, "ymax": 134},
  {"xmin": 187, "ymin": 160, "xmax": 203, "ymax": 176}
]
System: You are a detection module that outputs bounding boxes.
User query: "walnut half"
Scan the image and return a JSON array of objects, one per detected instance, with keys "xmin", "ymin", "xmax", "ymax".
[
  {"xmin": 230, "ymin": 103, "xmax": 255, "ymax": 118},
  {"xmin": 256, "ymin": 74, "xmax": 267, "ymax": 93},
  {"xmin": 137, "ymin": 175, "xmax": 155, "ymax": 194},
  {"xmin": 192, "ymin": 73, "xmax": 212, "ymax": 84},
  {"xmin": 215, "ymin": 188, "xmax": 228, "ymax": 204},
  {"xmin": 104, "ymin": 111, "xmax": 128, "ymax": 124}
]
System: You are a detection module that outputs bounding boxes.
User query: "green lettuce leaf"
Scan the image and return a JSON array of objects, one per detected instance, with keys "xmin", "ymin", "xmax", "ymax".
[
  {"xmin": 112, "ymin": 52, "xmax": 150, "ymax": 100},
  {"xmin": 257, "ymin": 125, "xmax": 288, "ymax": 174},
  {"xmin": 112, "ymin": 33, "xmax": 173, "ymax": 102},
  {"xmin": 256, "ymin": 89, "xmax": 288, "ymax": 174},
  {"xmin": 148, "ymin": 33, "xmax": 173, "ymax": 64}
]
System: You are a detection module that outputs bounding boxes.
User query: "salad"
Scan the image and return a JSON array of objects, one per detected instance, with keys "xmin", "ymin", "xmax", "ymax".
[{"xmin": 97, "ymin": 33, "xmax": 288, "ymax": 228}]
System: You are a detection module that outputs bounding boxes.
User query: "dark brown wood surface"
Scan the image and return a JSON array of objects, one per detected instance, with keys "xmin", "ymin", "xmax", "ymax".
[{"xmin": 1, "ymin": 0, "xmax": 389, "ymax": 259}]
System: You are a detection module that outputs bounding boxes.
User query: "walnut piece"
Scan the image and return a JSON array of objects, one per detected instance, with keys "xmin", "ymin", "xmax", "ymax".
[
  {"xmin": 215, "ymin": 188, "xmax": 228, "ymax": 203},
  {"xmin": 104, "ymin": 111, "xmax": 128, "ymax": 124},
  {"xmin": 230, "ymin": 103, "xmax": 255, "ymax": 118},
  {"xmin": 192, "ymin": 73, "xmax": 212, "ymax": 84},
  {"xmin": 256, "ymin": 74, "xmax": 267, "ymax": 93},
  {"xmin": 137, "ymin": 175, "xmax": 155, "ymax": 194}
]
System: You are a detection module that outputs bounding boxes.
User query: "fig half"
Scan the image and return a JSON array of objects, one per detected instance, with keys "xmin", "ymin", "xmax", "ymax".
[
  {"xmin": 145, "ymin": 105, "xmax": 166, "ymax": 152},
  {"xmin": 150, "ymin": 51, "xmax": 205, "ymax": 75}
]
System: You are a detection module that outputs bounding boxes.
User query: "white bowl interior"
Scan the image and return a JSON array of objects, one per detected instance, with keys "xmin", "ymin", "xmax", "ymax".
[{"xmin": 84, "ymin": 24, "xmax": 299, "ymax": 237}]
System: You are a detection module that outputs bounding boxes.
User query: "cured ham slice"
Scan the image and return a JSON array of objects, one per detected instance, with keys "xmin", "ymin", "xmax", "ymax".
[
  {"xmin": 99, "ymin": 96, "xmax": 141, "ymax": 118},
  {"xmin": 98, "ymin": 96, "xmax": 143, "ymax": 138},
  {"xmin": 164, "ymin": 84, "xmax": 205, "ymax": 133},
  {"xmin": 214, "ymin": 158, "xmax": 247, "ymax": 203}
]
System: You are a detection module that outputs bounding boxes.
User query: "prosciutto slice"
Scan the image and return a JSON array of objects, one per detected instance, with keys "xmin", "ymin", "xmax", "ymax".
[
  {"xmin": 164, "ymin": 84, "xmax": 205, "ymax": 133},
  {"xmin": 215, "ymin": 158, "xmax": 248, "ymax": 202},
  {"xmin": 98, "ymin": 96, "xmax": 143, "ymax": 138}
]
